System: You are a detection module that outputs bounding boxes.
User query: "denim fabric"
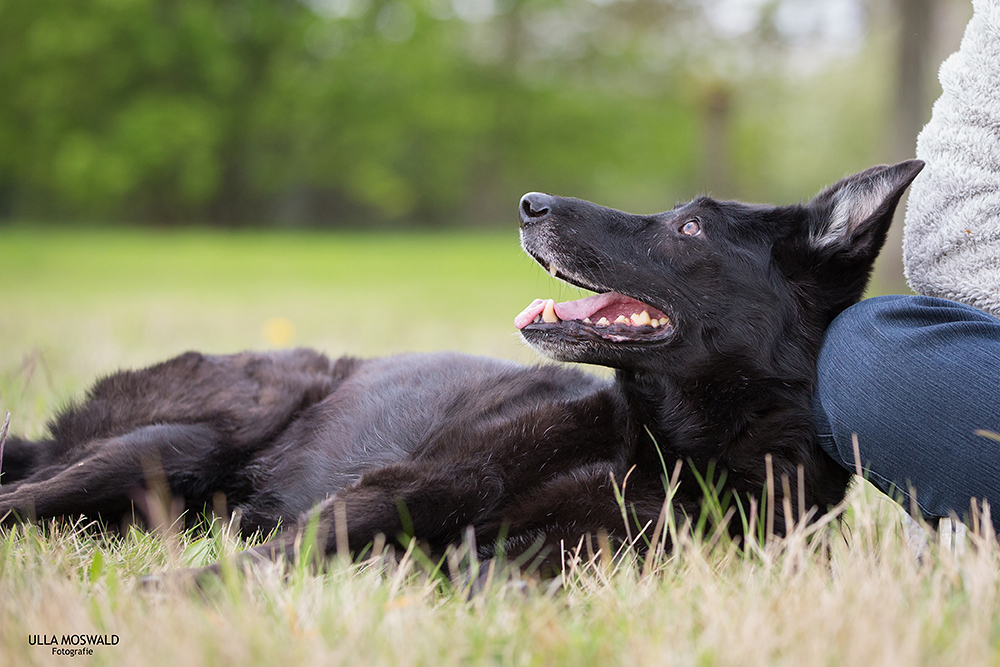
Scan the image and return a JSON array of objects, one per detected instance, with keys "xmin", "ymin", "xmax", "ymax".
[{"xmin": 813, "ymin": 295, "xmax": 1000, "ymax": 528}]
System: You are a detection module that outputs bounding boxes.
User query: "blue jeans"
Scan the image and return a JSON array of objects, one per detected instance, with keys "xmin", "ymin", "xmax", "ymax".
[{"xmin": 813, "ymin": 295, "xmax": 1000, "ymax": 529}]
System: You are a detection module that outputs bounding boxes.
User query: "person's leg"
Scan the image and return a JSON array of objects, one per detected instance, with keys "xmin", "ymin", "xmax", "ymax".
[{"xmin": 813, "ymin": 294, "xmax": 1000, "ymax": 529}]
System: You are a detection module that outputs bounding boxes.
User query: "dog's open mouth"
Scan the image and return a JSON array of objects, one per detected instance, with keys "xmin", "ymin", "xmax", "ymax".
[
  {"xmin": 515, "ymin": 292, "xmax": 673, "ymax": 342},
  {"xmin": 515, "ymin": 243, "xmax": 676, "ymax": 345}
]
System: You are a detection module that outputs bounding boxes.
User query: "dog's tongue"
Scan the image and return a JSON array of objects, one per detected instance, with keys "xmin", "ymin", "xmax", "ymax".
[
  {"xmin": 515, "ymin": 299, "xmax": 549, "ymax": 329},
  {"xmin": 514, "ymin": 292, "xmax": 664, "ymax": 329}
]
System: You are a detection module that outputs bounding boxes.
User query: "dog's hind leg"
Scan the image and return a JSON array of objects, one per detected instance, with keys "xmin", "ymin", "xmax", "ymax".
[
  {"xmin": 0, "ymin": 423, "xmax": 232, "ymax": 526},
  {"xmin": 41, "ymin": 350, "xmax": 352, "ymax": 460},
  {"xmin": 0, "ymin": 349, "xmax": 354, "ymax": 492}
]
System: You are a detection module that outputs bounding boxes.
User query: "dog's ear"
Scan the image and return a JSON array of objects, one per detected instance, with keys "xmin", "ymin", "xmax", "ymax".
[
  {"xmin": 772, "ymin": 160, "xmax": 924, "ymax": 320},
  {"xmin": 806, "ymin": 159, "xmax": 924, "ymax": 255}
]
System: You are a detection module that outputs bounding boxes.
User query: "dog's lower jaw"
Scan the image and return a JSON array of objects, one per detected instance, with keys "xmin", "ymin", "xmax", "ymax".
[
  {"xmin": 519, "ymin": 329, "xmax": 605, "ymax": 365},
  {"xmin": 519, "ymin": 326, "xmax": 676, "ymax": 370}
]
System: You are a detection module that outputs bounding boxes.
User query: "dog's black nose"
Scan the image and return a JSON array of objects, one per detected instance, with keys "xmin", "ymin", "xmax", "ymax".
[{"xmin": 519, "ymin": 192, "xmax": 555, "ymax": 227}]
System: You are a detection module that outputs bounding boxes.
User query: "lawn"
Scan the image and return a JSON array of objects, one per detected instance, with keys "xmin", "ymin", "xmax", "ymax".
[{"xmin": 2, "ymin": 226, "xmax": 1000, "ymax": 666}]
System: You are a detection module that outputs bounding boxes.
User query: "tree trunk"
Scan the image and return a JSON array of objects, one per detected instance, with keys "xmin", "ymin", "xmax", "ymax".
[
  {"xmin": 873, "ymin": 0, "xmax": 935, "ymax": 293},
  {"xmin": 698, "ymin": 80, "xmax": 734, "ymax": 197}
]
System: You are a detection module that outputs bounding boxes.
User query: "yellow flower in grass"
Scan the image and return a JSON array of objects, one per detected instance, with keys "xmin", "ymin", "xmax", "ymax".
[{"xmin": 263, "ymin": 316, "xmax": 296, "ymax": 347}]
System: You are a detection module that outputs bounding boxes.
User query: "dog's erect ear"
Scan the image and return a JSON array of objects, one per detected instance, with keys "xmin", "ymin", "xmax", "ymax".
[{"xmin": 807, "ymin": 159, "xmax": 924, "ymax": 254}]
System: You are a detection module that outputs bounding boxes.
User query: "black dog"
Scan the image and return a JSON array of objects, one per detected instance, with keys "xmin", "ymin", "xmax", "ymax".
[{"xmin": 0, "ymin": 160, "xmax": 923, "ymax": 572}]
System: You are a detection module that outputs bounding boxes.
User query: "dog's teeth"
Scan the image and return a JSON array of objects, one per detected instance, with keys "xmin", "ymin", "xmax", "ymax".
[
  {"xmin": 548, "ymin": 263, "xmax": 558, "ymax": 277},
  {"xmin": 658, "ymin": 317, "xmax": 670, "ymax": 326},
  {"xmin": 631, "ymin": 311, "xmax": 651, "ymax": 326},
  {"xmin": 596, "ymin": 317, "xmax": 610, "ymax": 327},
  {"xmin": 650, "ymin": 319, "xmax": 659, "ymax": 328},
  {"xmin": 542, "ymin": 299, "xmax": 559, "ymax": 323},
  {"xmin": 583, "ymin": 317, "xmax": 592, "ymax": 324},
  {"xmin": 614, "ymin": 315, "xmax": 628, "ymax": 324},
  {"xmin": 533, "ymin": 315, "xmax": 541, "ymax": 323}
]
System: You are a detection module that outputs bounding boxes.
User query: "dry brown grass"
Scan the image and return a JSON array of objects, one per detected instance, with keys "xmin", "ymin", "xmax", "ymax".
[{"xmin": 3, "ymin": 481, "xmax": 1000, "ymax": 666}]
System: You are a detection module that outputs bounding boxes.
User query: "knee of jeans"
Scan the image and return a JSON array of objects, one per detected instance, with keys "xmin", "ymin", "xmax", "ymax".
[{"xmin": 818, "ymin": 295, "xmax": 911, "ymax": 373}]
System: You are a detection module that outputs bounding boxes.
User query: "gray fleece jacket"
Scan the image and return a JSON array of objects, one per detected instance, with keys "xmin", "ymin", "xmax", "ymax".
[{"xmin": 904, "ymin": 0, "xmax": 1000, "ymax": 317}]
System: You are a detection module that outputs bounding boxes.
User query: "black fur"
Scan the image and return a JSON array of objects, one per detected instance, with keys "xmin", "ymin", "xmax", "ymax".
[{"xmin": 0, "ymin": 161, "xmax": 923, "ymax": 572}]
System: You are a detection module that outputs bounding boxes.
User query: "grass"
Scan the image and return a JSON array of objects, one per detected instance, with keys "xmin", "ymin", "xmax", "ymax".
[{"xmin": 3, "ymin": 225, "xmax": 1000, "ymax": 666}]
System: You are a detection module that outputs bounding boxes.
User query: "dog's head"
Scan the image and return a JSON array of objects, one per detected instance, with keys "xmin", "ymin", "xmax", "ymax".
[{"xmin": 516, "ymin": 160, "xmax": 924, "ymax": 375}]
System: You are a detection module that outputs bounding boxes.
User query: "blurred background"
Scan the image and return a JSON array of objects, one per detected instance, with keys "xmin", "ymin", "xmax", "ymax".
[
  {"xmin": 0, "ymin": 0, "xmax": 978, "ymax": 420},
  {"xmin": 0, "ymin": 0, "xmax": 971, "ymax": 228}
]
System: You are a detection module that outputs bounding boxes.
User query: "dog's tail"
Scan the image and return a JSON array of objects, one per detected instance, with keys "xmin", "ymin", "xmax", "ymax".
[{"xmin": 1, "ymin": 434, "xmax": 51, "ymax": 485}]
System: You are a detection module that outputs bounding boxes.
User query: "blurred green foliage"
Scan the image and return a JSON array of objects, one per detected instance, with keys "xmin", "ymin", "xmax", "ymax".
[{"xmin": 0, "ymin": 0, "xmax": 930, "ymax": 226}]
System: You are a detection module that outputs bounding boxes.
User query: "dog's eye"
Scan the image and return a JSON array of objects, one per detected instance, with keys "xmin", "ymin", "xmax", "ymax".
[{"xmin": 681, "ymin": 219, "xmax": 701, "ymax": 236}]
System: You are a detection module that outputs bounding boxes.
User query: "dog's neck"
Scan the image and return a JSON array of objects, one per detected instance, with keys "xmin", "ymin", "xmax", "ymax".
[{"xmin": 615, "ymin": 364, "xmax": 818, "ymax": 479}]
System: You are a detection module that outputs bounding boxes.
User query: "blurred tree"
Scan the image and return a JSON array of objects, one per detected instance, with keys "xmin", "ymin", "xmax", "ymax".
[
  {"xmin": 0, "ymin": 0, "xmax": 970, "ymax": 227},
  {"xmin": 0, "ymin": 0, "xmax": 298, "ymax": 222}
]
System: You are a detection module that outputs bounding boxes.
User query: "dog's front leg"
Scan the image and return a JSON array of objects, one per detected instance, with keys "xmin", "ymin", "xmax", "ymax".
[
  {"xmin": 276, "ymin": 459, "xmax": 505, "ymax": 554},
  {"xmin": 470, "ymin": 463, "xmax": 680, "ymax": 575},
  {"xmin": 180, "ymin": 459, "xmax": 506, "ymax": 583}
]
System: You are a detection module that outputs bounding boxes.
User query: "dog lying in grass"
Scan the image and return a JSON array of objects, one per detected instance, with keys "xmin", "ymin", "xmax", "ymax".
[{"xmin": 0, "ymin": 160, "xmax": 923, "ymax": 575}]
